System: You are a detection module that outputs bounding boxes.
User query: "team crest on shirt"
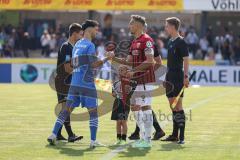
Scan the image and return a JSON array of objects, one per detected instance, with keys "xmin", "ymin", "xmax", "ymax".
[{"xmin": 146, "ymin": 41, "xmax": 153, "ymax": 48}]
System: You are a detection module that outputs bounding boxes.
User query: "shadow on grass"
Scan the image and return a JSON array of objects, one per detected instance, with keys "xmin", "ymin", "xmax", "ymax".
[
  {"xmin": 159, "ymin": 142, "xmax": 185, "ymax": 151},
  {"xmin": 118, "ymin": 146, "xmax": 151, "ymax": 157},
  {"xmin": 107, "ymin": 142, "xmax": 151, "ymax": 158},
  {"xmin": 45, "ymin": 141, "xmax": 106, "ymax": 156}
]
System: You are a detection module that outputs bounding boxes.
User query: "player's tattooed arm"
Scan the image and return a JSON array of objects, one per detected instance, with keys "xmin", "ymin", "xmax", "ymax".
[
  {"xmin": 132, "ymin": 48, "xmax": 155, "ymax": 73},
  {"xmin": 112, "ymin": 55, "xmax": 133, "ymax": 66},
  {"xmin": 91, "ymin": 57, "xmax": 110, "ymax": 68},
  {"xmin": 91, "ymin": 52, "xmax": 114, "ymax": 68}
]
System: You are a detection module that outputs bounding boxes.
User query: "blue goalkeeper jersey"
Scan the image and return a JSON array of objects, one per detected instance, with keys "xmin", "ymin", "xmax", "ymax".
[{"xmin": 71, "ymin": 38, "xmax": 97, "ymax": 89}]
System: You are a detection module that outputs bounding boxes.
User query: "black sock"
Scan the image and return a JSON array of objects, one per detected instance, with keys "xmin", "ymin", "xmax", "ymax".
[
  {"xmin": 117, "ymin": 134, "xmax": 121, "ymax": 140},
  {"xmin": 64, "ymin": 116, "xmax": 74, "ymax": 137},
  {"xmin": 57, "ymin": 126, "xmax": 63, "ymax": 137},
  {"xmin": 133, "ymin": 124, "xmax": 140, "ymax": 135},
  {"xmin": 172, "ymin": 111, "xmax": 179, "ymax": 138},
  {"xmin": 152, "ymin": 110, "xmax": 162, "ymax": 132},
  {"xmin": 177, "ymin": 110, "xmax": 186, "ymax": 141},
  {"xmin": 122, "ymin": 134, "xmax": 127, "ymax": 141}
]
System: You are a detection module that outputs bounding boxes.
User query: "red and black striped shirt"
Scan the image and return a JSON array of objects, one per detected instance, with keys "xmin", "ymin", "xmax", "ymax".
[{"xmin": 129, "ymin": 33, "xmax": 155, "ymax": 84}]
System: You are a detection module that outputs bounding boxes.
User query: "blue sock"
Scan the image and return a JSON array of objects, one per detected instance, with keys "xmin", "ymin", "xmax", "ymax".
[
  {"xmin": 89, "ymin": 110, "xmax": 98, "ymax": 141},
  {"xmin": 52, "ymin": 110, "xmax": 70, "ymax": 136}
]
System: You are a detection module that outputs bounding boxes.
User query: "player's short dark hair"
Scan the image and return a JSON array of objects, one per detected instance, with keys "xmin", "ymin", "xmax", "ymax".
[
  {"xmin": 82, "ymin": 20, "xmax": 99, "ymax": 31},
  {"xmin": 131, "ymin": 15, "xmax": 146, "ymax": 26},
  {"xmin": 69, "ymin": 23, "xmax": 82, "ymax": 36},
  {"xmin": 166, "ymin": 17, "xmax": 181, "ymax": 30}
]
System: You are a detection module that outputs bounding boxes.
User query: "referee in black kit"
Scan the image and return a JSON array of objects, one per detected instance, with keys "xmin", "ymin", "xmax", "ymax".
[
  {"xmin": 54, "ymin": 23, "xmax": 83, "ymax": 142},
  {"xmin": 161, "ymin": 17, "xmax": 189, "ymax": 144}
]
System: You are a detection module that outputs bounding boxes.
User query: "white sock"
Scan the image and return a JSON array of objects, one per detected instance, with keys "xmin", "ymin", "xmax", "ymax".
[
  {"xmin": 142, "ymin": 110, "xmax": 153, "ymax": 142},
  {"xmin": 51, "ymin": 133, "xmax": 56, "ymax": 138},
  {"xmin": 133, "ymin": 110, "xmax": 145, "ymax": 139}
]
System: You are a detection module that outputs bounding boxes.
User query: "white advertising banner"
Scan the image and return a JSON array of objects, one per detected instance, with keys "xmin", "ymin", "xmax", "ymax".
[
  {"xmin": 190, "ymin": 66, "xmax": 240, "ymax": 86},
  {"xmin": 10, "ymin": 64, "xmax": 240, "ymax": 86},
  {"xmin": 12, "ymin": 64, "xmax": 56, "ymax": 83},
  {"xmin": 184, "ymin": 0, "xmax": 240, "ymax": 11}
]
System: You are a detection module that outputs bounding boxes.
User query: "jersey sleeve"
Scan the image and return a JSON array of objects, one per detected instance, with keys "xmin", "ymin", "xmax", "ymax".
[
  {"xmin": 143, "ymin": 38, "xmax": 154, "ymax": 55},
  {"xmin": 58, "ymin": 44, "xmax": 69, "ymax": 64},
  {"xmin": 87, "ymin": 43, "xmax": 96, "ymax": 55},
  {"xmin": 179, "ymin": 40, "xmax": 189, "ymax": 58}
]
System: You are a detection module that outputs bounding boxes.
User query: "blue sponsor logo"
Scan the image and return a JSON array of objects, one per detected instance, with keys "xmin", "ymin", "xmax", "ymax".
[{"xmin": 20, "ymin": 64, "xmax": 38, "ymax": 83}]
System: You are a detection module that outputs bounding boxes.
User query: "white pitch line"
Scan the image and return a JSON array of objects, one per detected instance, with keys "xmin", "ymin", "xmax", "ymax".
[{"xmin": 100, "ymin": 89, "xmax": 239, "ymax": 160}]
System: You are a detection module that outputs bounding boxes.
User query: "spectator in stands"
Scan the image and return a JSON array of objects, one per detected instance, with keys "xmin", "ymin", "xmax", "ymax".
[
  {"xmin": 119, "ymin": 28, "xmax": 127, "ymax": 40},
  {"xmin": 36, "ymin": 23, "xmax": 44, "ymax": 48},
  {"xmin": 7, "ymin": 32, "xmax": 15, "ymax": 57},
  {"xmin": 40, "ymin": 30, "xmax": 51, "ymax": 57},
  {"xmin": 27, "ymin": 23, "xmax": 35, "ymax": 49},
  {"xmin": 156, "ymin": 37, "xmax": 167, "ymax": 59},
  {"xmin": 224, "ymin": 27, "xmax": 234, "ymax": 43},
  {"xmin": 233, "ymin": 36, "xmax": 240, "ymax": 65},
  {"xmin": 199, "ymin": 36, "xmax": 209, "ymax": 60},
  {"xmin": 22, "ymin": 32, "xmax": 31, "ymax": 58},
  {"xmin": 206, "ymin": 27, "xmax": 214, "ymax": 47},
  {"xmin": 214, "ymin": 34, "xmax": 225, "ymax": 55},
  {"xmin": 186, "ymin": 27, "xmax": 199, "ymax": 57},
  {"xmin": 0, "ymin": 18, "xmax": 239, "ymax": 65},
  {"xmin": 49, "ymin": 34, "xmax": 57, "ymax": 54},
  {"xmin": 0, "ymin": 27, "xmax": 5, "ymax": 57},
  {"xmin": 180, "ymin": 24, "xmax": 187, "ymax": 37},
  {"xmin": 15, "ymin": 25, "xmax": 24, "ymax": 51},
  {"xmin": 221, "ymin": 39, "xmax": 233, "ymax": 63},
  {"xmin": 102, "ymin": 13, "xmax": 113, "ymax": 41}
]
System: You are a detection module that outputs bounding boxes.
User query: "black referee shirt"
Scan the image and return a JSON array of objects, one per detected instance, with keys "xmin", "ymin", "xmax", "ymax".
[
  {"xmin": 56, "ymin": 41, "xmax": 73, "ymax": 83},
  {"xmin": 167, "ymin": 37, "xmax": 189, "ymax": 71}
]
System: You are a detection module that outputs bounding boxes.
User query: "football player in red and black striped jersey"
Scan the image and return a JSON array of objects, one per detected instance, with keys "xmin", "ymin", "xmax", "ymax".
[{"xmin": 113, "ymin": 15, "xmax": 156, "ymax": 148}]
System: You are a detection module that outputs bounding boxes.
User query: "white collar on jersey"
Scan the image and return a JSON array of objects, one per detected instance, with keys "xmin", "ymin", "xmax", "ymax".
[{"xmin": 67, "ymin": 41, "xmax": 74, "ymax": 47}]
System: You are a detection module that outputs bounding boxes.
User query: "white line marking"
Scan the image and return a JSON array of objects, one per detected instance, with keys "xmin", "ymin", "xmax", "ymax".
[{"xmin": 100, "ymin": 89, "xmax": 239, "ymax": 160}]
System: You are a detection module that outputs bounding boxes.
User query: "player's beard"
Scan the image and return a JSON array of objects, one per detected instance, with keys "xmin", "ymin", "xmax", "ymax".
[{"xmin": 91, "ymin": 33, "xmax": 96, "ymax": 40}]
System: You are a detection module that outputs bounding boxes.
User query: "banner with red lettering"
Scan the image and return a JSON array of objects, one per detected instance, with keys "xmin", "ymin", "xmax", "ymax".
[{"xmin": 0, "ymin": 0, "xmax": 183, "ymax": 11}]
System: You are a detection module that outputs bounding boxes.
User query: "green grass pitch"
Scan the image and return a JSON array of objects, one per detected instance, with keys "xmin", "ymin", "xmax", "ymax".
[{"xmin": 0, "ymin": 84, "xmax": 239, "ymax": 160}]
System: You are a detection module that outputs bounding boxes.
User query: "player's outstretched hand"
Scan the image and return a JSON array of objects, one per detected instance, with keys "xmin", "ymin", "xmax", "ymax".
[{"xmin": 126, "ymin": 70, "xmax": 134, "ymax": 78}]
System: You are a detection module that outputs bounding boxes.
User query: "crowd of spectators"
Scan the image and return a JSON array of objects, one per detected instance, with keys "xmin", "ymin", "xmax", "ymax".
[
  {"xmin": 0, "ymin": 14, "xmax": 240, "ymax": 65},
  {"xmin": 0, "ymin": 23, "xmax": 67, "ymax": 58}
]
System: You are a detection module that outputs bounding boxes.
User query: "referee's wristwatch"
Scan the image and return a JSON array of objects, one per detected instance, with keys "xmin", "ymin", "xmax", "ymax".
[{"xmin": 184, "ymin": 75, "xmax": 189, "ymax": 79}]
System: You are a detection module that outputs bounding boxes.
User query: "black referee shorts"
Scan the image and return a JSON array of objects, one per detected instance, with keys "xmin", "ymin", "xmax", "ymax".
[
  {"xmin": 165, "ymin": 70, "xmax": 184, "ymax": 98},
  {"xmin": 55, "ymin": 76, "xmax": 70, "ymax": 103}
]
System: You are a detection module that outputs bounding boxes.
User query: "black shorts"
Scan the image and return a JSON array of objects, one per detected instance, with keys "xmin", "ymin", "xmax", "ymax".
[
  {"xmin": 165, "ymin": 70, "xmax": 184, "ymax": 98},
  {"xmin": 111, "ymin": 98, "xmax": 130, "ymax": 121},
  {"xmin": 57, "ymin": 93, "xmax": 67, "ymax": 103},
  {"xmin": 55, "ymin": 76, "xmax": 69, "ymax": 103}
]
